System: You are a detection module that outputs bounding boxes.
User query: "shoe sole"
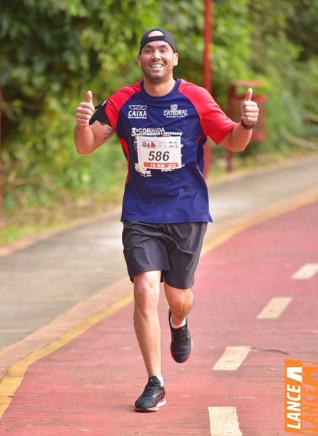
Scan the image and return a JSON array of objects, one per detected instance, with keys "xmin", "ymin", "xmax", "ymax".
[{"xmin": 135, "ymin": 399, "xmax": 167, "ymax": 412}]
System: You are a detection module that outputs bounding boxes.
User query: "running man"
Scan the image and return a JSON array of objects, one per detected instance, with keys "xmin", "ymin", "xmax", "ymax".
[{"xmin": 74, "ymin": 27, "xmax": 259, "ymax": 412}]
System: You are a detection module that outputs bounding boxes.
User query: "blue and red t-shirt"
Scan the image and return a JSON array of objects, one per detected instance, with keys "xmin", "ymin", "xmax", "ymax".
[{"xmin": 104, "ymin": 79, "xmax": 236, "ymax": 223}]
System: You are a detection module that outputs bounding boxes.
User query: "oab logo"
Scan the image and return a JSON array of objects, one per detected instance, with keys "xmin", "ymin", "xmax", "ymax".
[
  {"xmin": 128, "ymin": 105, "xmax": 147, "ymax": 119},
  {"xmin": 163, "ymin": 104, "xmax": 188, "ymax": 118}
]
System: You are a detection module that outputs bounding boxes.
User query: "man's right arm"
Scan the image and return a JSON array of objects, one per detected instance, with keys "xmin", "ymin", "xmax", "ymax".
[{"xmin": 74, "ymin": 90, "xmax": 114, "ymax": 154}]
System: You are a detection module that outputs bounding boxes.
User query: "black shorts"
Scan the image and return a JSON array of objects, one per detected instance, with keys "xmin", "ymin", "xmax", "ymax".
[{"xmin": 122, "ymin": 221, "xmax": 207, "ymax": 289}]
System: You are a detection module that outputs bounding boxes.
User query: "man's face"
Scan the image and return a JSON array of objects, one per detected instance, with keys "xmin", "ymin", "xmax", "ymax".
[{"xmin": 137, "ymin": 39, "xmax": 178, "ymax": 83}]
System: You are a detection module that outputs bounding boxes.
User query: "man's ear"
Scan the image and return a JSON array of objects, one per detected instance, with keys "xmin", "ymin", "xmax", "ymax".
[
  {"xmin": 173, "ymin": 52, "xmax": 179, "ymax": 67},
  {"xmin": 137, "ymin": 54, "xmax": 141, "ymax": 67}
]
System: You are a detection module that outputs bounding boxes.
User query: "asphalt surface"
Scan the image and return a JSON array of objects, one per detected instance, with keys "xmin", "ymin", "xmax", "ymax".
[
  {"xmin": 0, "ymin": 195, "xmax": 317, "ymax": 435},
  {"xmin": 0, "ymin": 156, "xmax": 317, "ymax": 353}
]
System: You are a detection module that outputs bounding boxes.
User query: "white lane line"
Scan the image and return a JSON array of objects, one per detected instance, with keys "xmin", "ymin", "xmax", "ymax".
[
  {"xmin": 257, "ymin": 296, "xmax": 292, "ymax": 319},
  {"xmin": 208, "ymin": 406, "xmax": 242, "ymax": 436},
  {"xmin": 212, "ymin": 346, "xmax": 251, "ymax": 371},
  {"xmin": 292, "ymin": 263, "xmax": 318, "ymax": 279}
]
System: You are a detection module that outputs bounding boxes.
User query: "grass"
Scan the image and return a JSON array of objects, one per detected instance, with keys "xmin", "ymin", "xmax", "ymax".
[
  {"xmin": 0, "ymin": 224, "xmax": 44, "ymax": 244},
  {"xmin": 0, "ymin": 188, "xmax": 123, "ymax": 245}
]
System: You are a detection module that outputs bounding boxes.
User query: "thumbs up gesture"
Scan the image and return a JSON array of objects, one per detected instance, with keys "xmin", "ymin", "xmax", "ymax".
[
  {"xmin": 241, "ymin": 88, "xmax": 259, "ymax": 128},
  {"xmin": 76, "ymin": 91, "xmax": 95, "ymax": 127}
]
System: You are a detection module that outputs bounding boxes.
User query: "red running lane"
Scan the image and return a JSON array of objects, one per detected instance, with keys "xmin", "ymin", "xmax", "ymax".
[{"xmin": 0, "ymin": 202, "xmax": 317, "ymax": 435}]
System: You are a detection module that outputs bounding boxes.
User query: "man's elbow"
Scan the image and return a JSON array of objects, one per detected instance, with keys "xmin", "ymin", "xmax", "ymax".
[
  {"xmin": 228, "ymin": 143, "xmax": 249, "ymax": 152},
  {"xmin": 229, "ymin": 146, "xmax": 248, "ymax": 153},
  {"xmin": 222, "ymin": 137, "xmax": 249, "ymax": 152}
]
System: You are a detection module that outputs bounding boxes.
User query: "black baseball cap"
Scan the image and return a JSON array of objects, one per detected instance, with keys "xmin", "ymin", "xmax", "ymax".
[{"xmin": 139, "ymin": 27, "xmax": 177, "ymax": 53}]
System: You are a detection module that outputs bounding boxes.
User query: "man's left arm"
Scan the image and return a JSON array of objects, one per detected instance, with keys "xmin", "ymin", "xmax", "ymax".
[{"xmin": 222, "ymin": 88, "xmax": 259, "ymax": 152}]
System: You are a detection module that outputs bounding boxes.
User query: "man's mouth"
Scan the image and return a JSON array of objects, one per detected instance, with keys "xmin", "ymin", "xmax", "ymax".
[{"xmin": 150, "ymin": 63, "xmax": 164, "ymax": 70}]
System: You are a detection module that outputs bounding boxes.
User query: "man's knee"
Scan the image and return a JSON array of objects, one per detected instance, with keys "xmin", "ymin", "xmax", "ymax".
[
  {"xmin": 134, "ymin": 272, "xmax": 160, "ymax": 315},
  {"xmin": 165, "ymin": 286, "xmax": 193, "ymax": 314}
]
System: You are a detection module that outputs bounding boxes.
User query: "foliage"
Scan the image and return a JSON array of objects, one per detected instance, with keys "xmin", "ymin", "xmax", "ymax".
[
  {"xmin": 1, "ymin": 0, "xmax": 317, "ymax": 222},
  {"xmin": 1, "ymin": 0, "xmax": 158, "ymax": 211},
  {"xmin": 247, "ymin": 0, "xmax": 318, "ymax": 150},
  {"xmin": 212, "ymin": 0, "xmax": 253, "ymax": 103},
  {"xmin": 157, "ymin": 0, "xmax": 205, "ymax": 85}
]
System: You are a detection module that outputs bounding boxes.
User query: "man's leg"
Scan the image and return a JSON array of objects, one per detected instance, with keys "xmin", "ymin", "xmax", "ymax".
[
  {"xmin": 164, "ymin": 283, "xmax": 193, "ymax": 363},
  {"xmin": 134, "ymin": 271, "xmax": 166, "ymax": 412},
  {"xmin": 133, "ymin": 270, "xmax": 162, "ymax": 377},
  {"xmin": 164, "ymin": 283, "xmax": 193, "ymax": 327}
]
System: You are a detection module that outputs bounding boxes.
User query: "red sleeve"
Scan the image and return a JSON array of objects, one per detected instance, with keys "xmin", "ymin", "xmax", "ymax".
[
  {"xmin": 179, "ymin": 81, "xmax": 237, "ymax": 144},
  {"xmin": 105, "ymin": 82, "xmax": 141, "ymax": 131},
  {"xmin": 105, "ymin": 98, "xmax": 118, "ymax": 131}
]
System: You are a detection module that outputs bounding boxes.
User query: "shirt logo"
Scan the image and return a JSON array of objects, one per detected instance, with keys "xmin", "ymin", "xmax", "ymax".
[
  {"xmin": 131, "ymin": 127, "xmax": 166, "ymax": 137},
  {"xmin": 128, "ymin": 104, "xmax": 147, "ymax": 119},
  {"xmin": 163, "ymin": 104, "xmax": 188, "ymax": 118}
]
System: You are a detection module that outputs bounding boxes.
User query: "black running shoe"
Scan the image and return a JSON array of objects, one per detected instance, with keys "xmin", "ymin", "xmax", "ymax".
[
  {"xmin": 169, "ymin": 310, "xmax": 192, "ymax": 363},
  {"xmin": 134, "ymin": 376, "xmax": 166, "ymax": 412}
]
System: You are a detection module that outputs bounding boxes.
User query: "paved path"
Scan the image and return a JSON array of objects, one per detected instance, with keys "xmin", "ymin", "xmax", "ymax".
[
  {"xmin": 0, "ymin": 198, "xmax": 317, "ymax": 435},
  {"xmin": 0, "ymin": 157, "xmax": 317, "ymax": 353}
]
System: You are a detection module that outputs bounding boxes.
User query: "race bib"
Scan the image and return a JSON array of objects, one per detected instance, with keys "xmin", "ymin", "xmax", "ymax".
[{"xmin": 136, "ymin": 136, "xmax": 182, "ymax": 170}]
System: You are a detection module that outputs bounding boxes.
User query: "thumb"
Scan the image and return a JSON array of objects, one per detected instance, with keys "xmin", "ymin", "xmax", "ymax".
[
  {"xmin": 86, "ymin": 90, "xmax": 93, "ymax": 105},
  {"xmin": 244, "ymin": 88, "xmax": 253, "ymax": 101}
]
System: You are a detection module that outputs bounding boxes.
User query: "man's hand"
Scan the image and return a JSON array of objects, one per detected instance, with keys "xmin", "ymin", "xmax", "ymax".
[
  {"xmin": 240, "ymin": 88, "xmax": 259, "ymax": 127},
  {"xmin": 74, "ymin": 90, "xmax": 113, "ymax": 154},
  {"xmin": 76, "ymin": 91, "xmax": 95, "ymax": 127},
  {"xmin": 222, "ymin": 88, "xmax": 260, "ymax": 152}
]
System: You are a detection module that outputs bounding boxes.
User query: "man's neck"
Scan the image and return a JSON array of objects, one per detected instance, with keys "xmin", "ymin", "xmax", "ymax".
[{"xmin": 143, "ymin": 78, "xmax": 176, "ymax": 97}]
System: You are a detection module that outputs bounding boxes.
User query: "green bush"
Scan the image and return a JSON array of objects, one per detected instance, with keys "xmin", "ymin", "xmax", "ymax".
[{"xmin": 1, "ymin": 0, "xmax": 317, "ymax": 223}]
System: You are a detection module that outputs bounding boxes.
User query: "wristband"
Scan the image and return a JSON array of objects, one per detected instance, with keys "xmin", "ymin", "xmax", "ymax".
[
  {"xmin": 240, "ymin": 118, "xmax": 257, "ymax": 129},
  {"xmin": 89, "ymin": 100, "xmax": 110, "ymax": 126}
]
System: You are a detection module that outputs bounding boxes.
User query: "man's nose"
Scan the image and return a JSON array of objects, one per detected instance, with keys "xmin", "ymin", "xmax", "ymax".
[{"xmin": 152, "ymin": 50, "xmax": 161, "ymax": 59}]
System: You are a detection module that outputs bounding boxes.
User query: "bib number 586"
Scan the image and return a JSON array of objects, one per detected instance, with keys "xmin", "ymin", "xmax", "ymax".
[{"xmin": 148, "ymin": 150, "xmax": 170, "ymax": 162}]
